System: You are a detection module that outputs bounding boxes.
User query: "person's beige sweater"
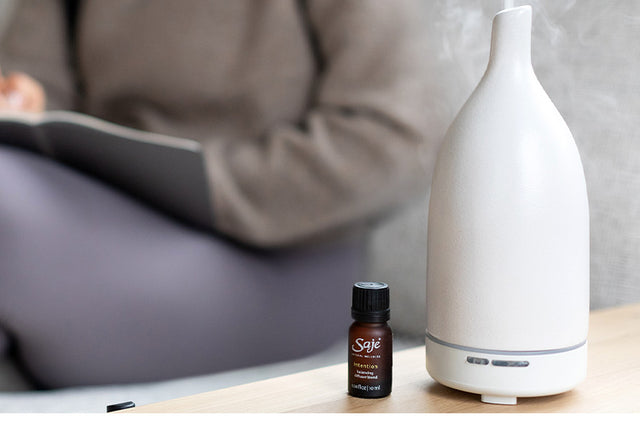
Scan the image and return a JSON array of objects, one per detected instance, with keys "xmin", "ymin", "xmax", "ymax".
[{"xmin": 0, "ymin": 0, "xmax": 437, "ymax": 247}]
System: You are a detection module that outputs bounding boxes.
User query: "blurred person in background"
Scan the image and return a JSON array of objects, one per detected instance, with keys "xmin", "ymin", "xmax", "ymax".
[{"xmin": 0, "ymin": 0, "xmax": 434, "ymax": 388}]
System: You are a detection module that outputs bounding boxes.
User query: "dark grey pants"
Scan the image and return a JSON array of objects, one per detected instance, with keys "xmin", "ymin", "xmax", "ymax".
[{"xmin": 0, "ymin": 146, "xmax": 363, "ymax": 389}]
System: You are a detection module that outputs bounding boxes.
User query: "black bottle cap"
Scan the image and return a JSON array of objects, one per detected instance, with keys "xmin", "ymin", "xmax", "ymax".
[
  {"xmin": 106, "ymin": 401, "xmax": 136, "ymax": 413},
  {"xmin": 351, "ymin": 281, "xmax": 390, "ymax": 322}
]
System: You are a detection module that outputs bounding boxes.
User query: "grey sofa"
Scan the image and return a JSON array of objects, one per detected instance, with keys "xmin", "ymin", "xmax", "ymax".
[{"xmin": 2, "ymin": 0, "xmax": 639, "ymax": 412}]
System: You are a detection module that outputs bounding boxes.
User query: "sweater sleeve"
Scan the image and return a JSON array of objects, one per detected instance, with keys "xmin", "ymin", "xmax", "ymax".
[
  {"xmin": 205, "ymin": 0, "xmax": 437, "ymax": 247},
  {"xmin": 0, "ymin": 0, "xmax": 76, "ymax": 111},
  {"xmin": 207, "ymin": 0, "xmax": 436, "ymax": 247}
]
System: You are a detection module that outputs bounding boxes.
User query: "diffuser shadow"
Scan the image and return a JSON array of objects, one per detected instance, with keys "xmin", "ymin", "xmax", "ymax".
[{"xmin": 422, "ymin": 382, "xmax": 579, "ymax": 413}]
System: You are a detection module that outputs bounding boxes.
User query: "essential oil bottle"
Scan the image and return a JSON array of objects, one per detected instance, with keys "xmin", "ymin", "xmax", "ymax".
[{"xmin": 348, "ymin": 281, "xmax": 392, "ymax": 398}]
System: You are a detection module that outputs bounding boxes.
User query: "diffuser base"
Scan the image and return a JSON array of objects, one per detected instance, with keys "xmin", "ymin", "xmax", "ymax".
[
  {"xmin": 481, "ymin": 395, "xmax": 517, "ymax": 405},
  {"xmin": 425, "ymin": 333, "xmax": 587, "ymax": 404}
]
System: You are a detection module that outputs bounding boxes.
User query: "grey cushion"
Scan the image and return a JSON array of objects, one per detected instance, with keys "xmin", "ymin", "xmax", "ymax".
[
  {"xmin": 0, "ymin": 344, "xmax": 335, "ymax": 412},
  {"xmin": 0, "ymin": 342, "xmax": 341, "ymax": 412}
]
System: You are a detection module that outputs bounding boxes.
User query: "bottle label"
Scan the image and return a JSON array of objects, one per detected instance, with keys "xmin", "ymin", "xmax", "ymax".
[
  {"xmin": 351, "ymin": 337, "xmax": 382, "ymax": 354},
  {"xmin": 351, "ymin": 337, "xmax": 382, "ymax": 381},
  {"xmin": 348, "ymin": 334, "xmax": 390, "ymax": 397}
]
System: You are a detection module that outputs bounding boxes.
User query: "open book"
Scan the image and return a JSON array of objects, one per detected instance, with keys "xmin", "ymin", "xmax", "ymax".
[{"xmin": 0, "ymin": 110, "xmax": 213, "ymax": 229}]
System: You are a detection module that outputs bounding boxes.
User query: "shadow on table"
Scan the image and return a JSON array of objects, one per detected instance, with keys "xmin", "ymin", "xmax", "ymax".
[{"xmin": 423, "ymin": 381, "xmax": 579, "ymax": 413}]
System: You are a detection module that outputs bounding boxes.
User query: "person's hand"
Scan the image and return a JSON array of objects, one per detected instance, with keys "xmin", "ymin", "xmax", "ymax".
[{"xmin": 0, "ymin": 68, "xmax": 46, "ymax": 113}]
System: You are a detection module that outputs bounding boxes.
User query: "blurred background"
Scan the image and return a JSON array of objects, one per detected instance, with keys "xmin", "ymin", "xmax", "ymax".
[{"xmin": 1, "ymin": 0, "xmax": 639, "ymax": 412}]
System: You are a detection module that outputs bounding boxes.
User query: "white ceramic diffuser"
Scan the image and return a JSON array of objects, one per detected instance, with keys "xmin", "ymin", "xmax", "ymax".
[{"xmin": 425, "ymin": 5, "xmax": 589, "ymax": 405}]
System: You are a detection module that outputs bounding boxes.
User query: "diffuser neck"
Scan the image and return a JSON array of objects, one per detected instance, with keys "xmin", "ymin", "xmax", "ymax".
[{"xmin": 488, "ymin": 6, "xmax": 533, "ymax": 73}]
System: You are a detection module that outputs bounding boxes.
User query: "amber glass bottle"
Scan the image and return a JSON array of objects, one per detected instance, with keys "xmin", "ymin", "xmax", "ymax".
[{"xmin": 348, "ymin": 282, "xmax": 392, "ymax": 398}]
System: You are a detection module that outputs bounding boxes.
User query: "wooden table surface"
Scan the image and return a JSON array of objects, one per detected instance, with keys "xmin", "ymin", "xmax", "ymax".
[{"xmin": 126, "ymin": 303, "xmax": 640, "ymax": 413}]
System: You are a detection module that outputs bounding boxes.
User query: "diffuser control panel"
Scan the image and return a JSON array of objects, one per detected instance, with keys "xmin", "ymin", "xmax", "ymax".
[
  {"xmin": 466, "ymin": 356, "xmax": 489, "ymax": 365},
  {"xmin": 492, "ymin": 360, "xmax": 529, "ymax": 367},
  {"xmin": 466, "ymin": 356, "xmax": 529, "ymax": 367}
]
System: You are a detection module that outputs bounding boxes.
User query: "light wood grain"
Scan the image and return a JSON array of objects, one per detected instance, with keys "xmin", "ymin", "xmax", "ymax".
[{"xmin": 126, "ymin": 303, "xmax": 640, "ymax": 413}]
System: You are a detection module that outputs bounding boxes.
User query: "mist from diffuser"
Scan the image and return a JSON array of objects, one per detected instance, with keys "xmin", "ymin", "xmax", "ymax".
[{"xmin": 425, "ymin": 5, "xmax": 589, "ymax": 405}]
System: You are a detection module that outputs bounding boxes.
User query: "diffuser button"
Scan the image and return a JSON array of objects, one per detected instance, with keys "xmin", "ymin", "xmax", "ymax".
[
  {"xmin": 466, "ymin": 356, "xmax": 489, "ymax": 365},
  {"xmin": 491, "ymin": 360, "xmax": 529, "ymax": 367}
]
